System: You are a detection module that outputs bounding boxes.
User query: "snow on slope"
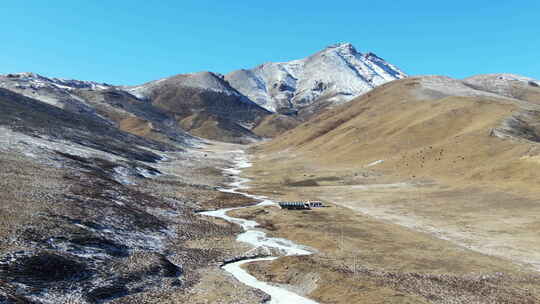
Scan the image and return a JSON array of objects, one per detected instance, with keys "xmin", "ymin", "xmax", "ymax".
[
  {"xmin": 225, "ymin": 43, "xmax": 407, "ymax": 112},
  {"xmin": 414, "ymin": 76, "xmax": 512, "ymax": 100},
  {"xmin": 412, "ymin": 74, "xmax": 540, "ymax": 103},
  {"xmin": 466, "ymin": 73, "xmax": 539, "ymax": 84},
  {"xmin": 464, "ymin": 74, "xmax": 540, "ymax": 98},
  {"xmin": 0, "ymin": 72, "xmax": 110, "ymax": 91},
  {"xmin": 0, "ymin": 72, "xmax": 110, "ymax": 109}
]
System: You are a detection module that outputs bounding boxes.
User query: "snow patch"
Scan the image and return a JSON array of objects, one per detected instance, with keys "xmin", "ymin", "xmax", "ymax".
[
  {"xmin": 136, "ymin": 167, "xmax": 161, "ymax": 178},
  {"xmin": 366, "ymin": 159, "xmax": 384, "ymax": 167},
  {"xmin": 113, "ymin": 167, "xmax": 134, "ymax": 185}
]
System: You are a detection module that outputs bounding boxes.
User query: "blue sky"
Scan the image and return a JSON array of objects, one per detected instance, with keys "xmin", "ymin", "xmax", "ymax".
[{"xmin": 1, "ymin": 1, "xmax": 538, "ymax": 85}]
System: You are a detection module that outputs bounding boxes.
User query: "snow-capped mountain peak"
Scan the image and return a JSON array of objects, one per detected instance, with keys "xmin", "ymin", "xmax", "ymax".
[
  {"xmin": 225, "ymin": 42, "xmax": 406, "ymax": 113},
  {"xmin": 324, "ymin": 42, "xmax": 358, "ymax": 53}
]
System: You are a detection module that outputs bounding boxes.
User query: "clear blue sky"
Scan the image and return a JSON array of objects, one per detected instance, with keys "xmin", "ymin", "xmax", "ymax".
[{"xmin": 1, "ymin": 1, "xmax": 538, "ymax": 85}]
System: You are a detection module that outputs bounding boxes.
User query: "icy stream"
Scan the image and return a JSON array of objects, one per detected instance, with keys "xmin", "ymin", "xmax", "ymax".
[{"xmin": 200, "ymin": 151, "xmax": 318, "ymax": 304}]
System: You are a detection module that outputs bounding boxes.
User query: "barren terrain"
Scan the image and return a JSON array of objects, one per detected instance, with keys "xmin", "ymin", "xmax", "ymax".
[{"xmin": 0, "ymin": 135, "xmax": 266, "ymax": 303}]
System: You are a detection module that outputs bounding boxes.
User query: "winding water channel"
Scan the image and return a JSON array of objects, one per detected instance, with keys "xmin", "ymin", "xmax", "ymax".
[{"xmin": 200, "ymin": 151, "xmax": 319, "ymax": 304}]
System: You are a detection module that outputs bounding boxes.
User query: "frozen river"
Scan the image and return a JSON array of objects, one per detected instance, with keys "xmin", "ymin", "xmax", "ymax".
[{"xmin": 200, "ymin": 151, "xmax": 319, "ymax": 304}]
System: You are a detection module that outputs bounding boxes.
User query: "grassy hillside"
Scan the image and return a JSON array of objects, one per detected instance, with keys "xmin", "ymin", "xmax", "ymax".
[
  {"xmin": 259, "ymin": 77, "xmax": 540, "ymax": 194},
  {"xmin": 251, "ymin": 114, "xmax": 302, "ymax": 138},
  {"xmin": 244, "ymin": 76, "xmax": 540, "ymax": 292}
]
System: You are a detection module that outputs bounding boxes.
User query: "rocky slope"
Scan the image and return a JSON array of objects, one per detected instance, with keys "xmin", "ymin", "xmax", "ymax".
[
  {"xmin": 125, "ymin": 71, "xmax": 271, "ymax": 143},
  {"xmin": 0, "ymin": 72, "xmax": 198, "ymax": 146},
  {"xmin": 225, "ymin": 43, "xmax": 407, "ymax": 113},
  {"xmin": 0, "ymin": 73, "xmax": 111, "ymax": 122}
]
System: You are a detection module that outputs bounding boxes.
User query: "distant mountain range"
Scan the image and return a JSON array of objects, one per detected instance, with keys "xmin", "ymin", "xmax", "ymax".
[
  {"xmin": 3, "ymin": 43, "xmax": 538, "ymax": 146},
  {"xmin": 0, "ymin": 43, "xmax": 406, "ymax": 143}
]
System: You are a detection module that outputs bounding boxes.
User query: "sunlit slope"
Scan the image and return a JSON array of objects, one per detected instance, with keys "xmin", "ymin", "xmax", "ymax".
[
  {"xmin": 252, "ymin": 114, "xmax": 302, "ymax": 138},
  {"xmin": 261, "ymin": 76, "xmax": 540, "ymax": 193}
]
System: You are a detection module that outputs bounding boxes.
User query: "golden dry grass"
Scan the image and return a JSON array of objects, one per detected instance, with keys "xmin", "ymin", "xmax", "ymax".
[
  {"xmin": 260, "ymin": 78, "xmax": 540, "ymax": 192},
  {"xmin": 252, "ymin": 114, "xmax": 301, "ymax": 138},
  {"xmin": 230, "ymin": 202, "xmax": 540, "ymax": 303},
  {"xmin": 234, "ymin": 77, "xmax": 540, "ymax": 303}
]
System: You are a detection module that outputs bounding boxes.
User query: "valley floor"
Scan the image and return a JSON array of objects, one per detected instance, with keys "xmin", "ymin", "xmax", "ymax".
[
  {"xmin": 3, "ymin": 137, "xmax": 540, "ymax": 304},
  {"xmin": 228, "ymin": 145, "xmax": 540, "ymax": 304}
]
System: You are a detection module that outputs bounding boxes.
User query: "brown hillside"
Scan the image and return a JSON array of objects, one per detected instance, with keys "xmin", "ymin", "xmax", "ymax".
[
  {"xmin": 252, "ymin": 114, "xmax": 302, "ymax": 138},
  {"xmin": 143, "ymin": 73, "xmax": 270, "ymax": 143},
  {"xmin": 178, "ymin": 111, "xmax": 257, "ymax": 143},
  {"xmin": 259, "ymin": 76, "xmax": 540, "ymax": 194},
  {"xmin": 76, "ymin": 89, "xmax": 193, "ymax": 145},
  {"xmin": 246, "ymin": 76, "xmax": 540, "ymax": 274}
]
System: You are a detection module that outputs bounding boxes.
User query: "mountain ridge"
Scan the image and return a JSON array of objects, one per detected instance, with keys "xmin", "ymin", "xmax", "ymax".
[
  {"xmin": 4, "ymin": 44, "xmax": 538, "ymax": 144},
  {"xmin": 225, "ymin": 42, "xmax": 407, "ymax": 113},
  {"xmin": 0, "ymin": 43, "xmax": 406, "ymax": 142}
]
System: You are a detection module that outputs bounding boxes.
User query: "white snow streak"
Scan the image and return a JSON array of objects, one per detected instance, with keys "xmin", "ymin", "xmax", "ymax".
[{"xmin": 200, "ymin": 151, "xmax": 318, "ymax": 304}]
